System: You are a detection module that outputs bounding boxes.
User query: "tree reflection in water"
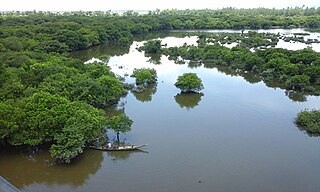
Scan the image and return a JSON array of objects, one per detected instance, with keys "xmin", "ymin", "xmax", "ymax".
[
  {"xmin": 132, "ymin": 84, "xmax": 157, "ymax": 103},
  {"xmin": 174, "ymin": 92, "xmax": 204, "ymax": 109},
  {"xmin": 296, "ymin": 126, "xmax": 320, "ymax": 137},
  {"xmin": 145, "ymin": 53, "xmax": 162, "ymax": 64},
  {"xmin": 188, "ymin": 60, "xmax": 202, "ymax": 68},
  {"xmin": 285, "ymin": 90, "xmax": 307, "ymax": 102},
  {"xmin": 70, "ymin": 43, "xmax": 130, "ymax": 61},
  {"xmin": 108, "ymin": 150, "xmax": 149, "ymax": 161},
  {"xmin": 0, "ymin": 146, "xmax": 103, "ymax": 188}
]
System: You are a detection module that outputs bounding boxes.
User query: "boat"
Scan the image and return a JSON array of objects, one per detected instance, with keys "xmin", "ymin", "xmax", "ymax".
[{"xmin": 90, "ymin": 144, "xmax": 147, "ymax": 151}]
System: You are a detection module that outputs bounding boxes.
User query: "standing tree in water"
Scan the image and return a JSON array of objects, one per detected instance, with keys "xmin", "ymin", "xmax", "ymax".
[
  {"xmin": 175, "ymin": 73, "xmax": 204, "ymax": 93},
  {"xmin": 106, "ymin": 114, "xmax": 133, "ymax": 145}
]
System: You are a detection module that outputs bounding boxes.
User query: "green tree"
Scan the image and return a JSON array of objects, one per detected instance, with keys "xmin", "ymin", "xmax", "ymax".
[
  {"xmin": 131, "ymin": 68, "xmax": 157, "ymax": 86},
  {"xmin": 174, "ymin": 73, "xmax": 204, "ymax": 93},
  {"xmin": 50, "ymin": 125, "xmax": 86, "ymax": 163},
  {"xmin": 139, "ymin": 40, "xmax": 163, "ymax": 53},
  {"xmin": 105, "ymin": 114, "xmax": 133, "ymax": 145},
  {"xmin": 18, "ymin": 92, "xmax": 107, "ymax": 162},
  {"xmin": 296, "ymin": 110, "xmax": 320, "ymax": 135},
  {"xmin": 0, "ymin": 100, "xmax": 25, "ymax": 144}
]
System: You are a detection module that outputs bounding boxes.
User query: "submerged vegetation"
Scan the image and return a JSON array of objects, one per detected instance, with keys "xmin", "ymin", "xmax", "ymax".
[{"xmin": 1, "ymin": 7, "xmax": 320, "ymax": 162}]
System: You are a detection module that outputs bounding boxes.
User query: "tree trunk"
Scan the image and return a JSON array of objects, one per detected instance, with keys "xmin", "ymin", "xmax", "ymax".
[{"xmin": 116, "ymin": 132, "xmax": 120, "ymax": 145}]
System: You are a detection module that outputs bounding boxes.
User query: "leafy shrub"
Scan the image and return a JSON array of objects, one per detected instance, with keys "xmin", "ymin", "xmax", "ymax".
[
  {"xmin": 296, "ymin": 110, "xmax": 320, "ymax": 135},
  {"xmin": 175, "ymin": 73, "xmax": 204, "ymax": 93},
  {"xmin": 131, "ymin": 68, "xmax": 157, "ymax": 86}
]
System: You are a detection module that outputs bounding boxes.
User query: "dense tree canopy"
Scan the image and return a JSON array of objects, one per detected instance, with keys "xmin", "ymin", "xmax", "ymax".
[{"xmin": 0, "ymin": 18, "xmax": 128, "ymax": 162}]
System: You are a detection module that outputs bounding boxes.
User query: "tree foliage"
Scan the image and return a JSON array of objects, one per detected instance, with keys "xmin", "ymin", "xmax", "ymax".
[
  {"xmin": 175, "ymin": 73, "xmax": 204, "ymax": 93},
  {"xmin": 296, "ymin": 110, "xmax": 320, "ymax": 135},
  {"xmin": 105, "ymin": 114, "xmax": 133, "ymax": 135},
  {"xmin": 0, "ymin": 21, "xmax": 127, "ymax": 162},
  {"xmin": 138, "ymin": 40, "xmax": 163, "ymax": 53},
  {"xmin": 105, "ymin": 114, "xmax": 133, "ymax": 144},
  {"xmin": 131, "ymin": 68, "xmax": 157, "ymax": 86}
]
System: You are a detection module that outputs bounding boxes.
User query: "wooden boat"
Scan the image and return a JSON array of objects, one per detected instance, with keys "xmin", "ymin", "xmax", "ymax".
[{"xmin": 90, "ymin": 144, "xmax": 147, "ymax": 151}]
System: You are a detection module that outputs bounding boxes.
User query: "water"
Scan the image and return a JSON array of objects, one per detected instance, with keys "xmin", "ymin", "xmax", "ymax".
[
  {"xmin": 171, "ymin": 28, "xmax": 320, "ymax": 52},
  {"xmin": 1, "ymin": 29, "xmax": 320, "ymax": 192}
]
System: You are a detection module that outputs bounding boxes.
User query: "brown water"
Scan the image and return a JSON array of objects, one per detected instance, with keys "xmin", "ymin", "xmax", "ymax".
[{"xmin": 1, "ymin": 29, "xmax": 320, "ymax": 192}]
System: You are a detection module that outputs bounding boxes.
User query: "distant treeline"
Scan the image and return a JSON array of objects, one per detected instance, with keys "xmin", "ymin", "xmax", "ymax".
[{"xmin": 1, "ymin": 8, "xmax": 320, "ymax": 53}]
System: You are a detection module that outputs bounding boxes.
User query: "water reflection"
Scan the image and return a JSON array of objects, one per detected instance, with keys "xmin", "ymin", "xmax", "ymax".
[
  {"xmin": 171, "ymin": 28, "xmax": 320, "ymax": 52},
  {"xmin": 296, "ymin": 124, "xmax": 320, "ymax": 137},
  {"xmin": 208, "ymin": 63, "xmax": 312, "ymax": 102},
  {"xmin": 0, "ymin": 146, "xmax": 103, "ymax": 188},
  {"xmin": 242, "ymin": 73, "xmax": 261, "ymax": 84},
  {"xmin": 145, "ymin": 53, "xmax": 161, "ymax": 64},
  {"xmin": 132, "ymin": 84, "xmax": 157, "ymax": 103},
  {"xmin": 174, "ymin": 92, "xmax": 204, "ymax": 109},
  {"xmin": 204, "ymin": 63, "xmax": 238, "ymax": 78},
  {"xmin": 108, "ymin": 150, "xmax": 148, "ymax": 161},
  {"xmin": 70, "ymin": 44, "xmax": 130, "ymax": 61},
  {"xmin": 133, "ymin": 31, "xmax": 172, "ymax": 42},
  {"xmin": 285, "ymin": 91, "xmax": 307, "ymax": 102},
  {"xmin": 103, "ymin": 99, "xmax": 126, "ymax": 117},
  {"xmin": 188, "ymin": 60, "xmax": 202, "ymax": 68},
  {"xmin": 134, "ymin": 31, "xmax": 195, "ymax": 42}
]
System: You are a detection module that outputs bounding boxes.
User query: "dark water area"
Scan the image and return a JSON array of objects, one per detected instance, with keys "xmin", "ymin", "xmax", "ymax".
[{"xmin": 1, "ymin": 29, "xmax": 320, "ymax": 192}]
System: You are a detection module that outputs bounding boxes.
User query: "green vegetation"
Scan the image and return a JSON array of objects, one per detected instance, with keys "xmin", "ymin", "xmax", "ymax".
[
  {"xmin": 1, "ymin": 7, "xmax": 320, "ymax": 162},
  {"xmin": 175, "ymin": 73, "xmax": 204, "ymax": 93},
  {"xmin": 156, "ymin": 40, "xmax": 320, "ymax": 94},
  {"xmin": 131, "ymin": 68, "xmax": 157, "ymax": 86},
  {"xmin": 296, "ymin": 110, "xmax": 320, "ymax": 135},
  {"xmin": 0, "ymin": 7, "xmax": 319, "ymax": 55},
  {"xmin": 198, "ymin": 31, "xmax": 279, "ymax": 49},
  {"xmin": 0, "ymin": 12, "xmax": 132, "ymax": 162},
  {"xmin": 138, "ymin": 40, "xmax": 163, "ymax": 54},
  {"xmin": 280, "ymin": 35, "xmax": 320, "ymax": 44},
  {"xmin": 0, "ymin": 54, "xmax": 126, "ymax": 162},
  {"xmin": 105, "ymin": 114, "xmax": 133, "ymax": 145}
]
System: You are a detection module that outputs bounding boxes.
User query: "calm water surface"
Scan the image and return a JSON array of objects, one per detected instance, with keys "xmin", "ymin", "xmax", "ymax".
[{"xmin": 1, "ymin": 29, "xmax": 320, "ymax": 192}]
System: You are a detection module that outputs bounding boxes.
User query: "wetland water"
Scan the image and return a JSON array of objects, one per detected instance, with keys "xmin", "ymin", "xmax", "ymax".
[{"xmin": 1, "ymin": 29, "xmax": 320, "ymax": 192}]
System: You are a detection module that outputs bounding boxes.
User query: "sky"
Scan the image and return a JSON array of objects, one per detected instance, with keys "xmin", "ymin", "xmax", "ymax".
[{"xmin": 0, "ymin": 0, "xmax": 319, "ymax": 11}]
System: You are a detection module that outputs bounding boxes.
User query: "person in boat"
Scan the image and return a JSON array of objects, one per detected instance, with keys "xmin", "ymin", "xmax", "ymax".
[
  {"xmin": 95, "ymin": 137, "xmax": 100, "ymax": 147},
  {"xmin": 107, "ymin": 142, "xmax": 112, "ymax": 148}
]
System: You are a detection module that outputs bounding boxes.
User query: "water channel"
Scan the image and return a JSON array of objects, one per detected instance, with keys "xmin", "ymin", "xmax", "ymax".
[{"xmin": 1, "ymin": 29, "xmax": 320, "ymax": 192}]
